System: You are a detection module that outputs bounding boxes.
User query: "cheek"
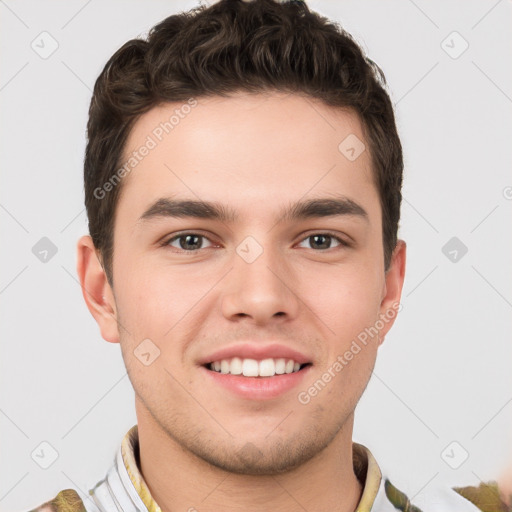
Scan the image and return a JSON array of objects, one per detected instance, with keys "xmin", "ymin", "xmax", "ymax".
[
  {"xmin": 114, "ymin": 255, "xmax": 215, "ymax": 342},
  {"xmin": 303, "ymin": 264, "xmax": 383, "ymax": 393},
  {"xmin": 303, "ymin": 261, "xmax": 383, "ymax": 335}
]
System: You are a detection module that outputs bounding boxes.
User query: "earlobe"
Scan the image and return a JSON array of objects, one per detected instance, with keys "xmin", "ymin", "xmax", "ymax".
[{"xmin": 76, "ymin": 235, "xmax": 120, "ymax": 344}]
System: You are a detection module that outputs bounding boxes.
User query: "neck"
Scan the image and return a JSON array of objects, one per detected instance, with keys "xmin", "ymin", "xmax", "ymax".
[{"xmin": 136, "ymin": 404, "xmax": 363, "ymax": 512}]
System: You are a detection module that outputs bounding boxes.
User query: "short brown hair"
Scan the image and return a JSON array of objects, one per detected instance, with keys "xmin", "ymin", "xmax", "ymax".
[{"xmin": 84, "ymin": 0, "xmax": 403, "ymax": 286}]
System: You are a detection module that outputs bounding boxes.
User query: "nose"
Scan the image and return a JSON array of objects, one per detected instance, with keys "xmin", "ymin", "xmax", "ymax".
[{"xmin": 221, "ymin": 242, "xmax": 300, "ymax": 326}]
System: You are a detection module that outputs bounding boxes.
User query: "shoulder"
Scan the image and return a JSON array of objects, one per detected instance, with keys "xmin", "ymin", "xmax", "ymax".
[
  {"xmin": 452, "ymin": 481, "xmax": 511, "ymax": 512},
  {"xmin": 27, "ymin": 489, "xmax": 87, "ymax": 512},
  {"xmin": 381, "ymin": 478, "xmax": 510, "ymax": 512}
]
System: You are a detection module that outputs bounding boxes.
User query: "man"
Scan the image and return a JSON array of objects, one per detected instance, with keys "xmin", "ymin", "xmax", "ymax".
[{"xmin": 28, "ymin": 0, "xmax": 507, "ymax": 510}]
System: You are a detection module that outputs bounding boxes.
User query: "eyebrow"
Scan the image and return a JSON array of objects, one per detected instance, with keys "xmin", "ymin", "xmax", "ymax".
[{"xmin": 137, "ymin": 195, "xmax": 369, "ymax": 225}]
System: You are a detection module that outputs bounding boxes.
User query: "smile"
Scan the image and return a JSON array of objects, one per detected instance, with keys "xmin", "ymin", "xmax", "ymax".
[{"xmin": 206, "ymin": 357, "xmax": 311, "ymax": 377}]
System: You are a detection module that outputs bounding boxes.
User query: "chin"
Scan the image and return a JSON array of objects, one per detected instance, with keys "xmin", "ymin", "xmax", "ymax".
[{"xmin": 182, "ymin": 427, "xmax": 334, "ymax": 476}]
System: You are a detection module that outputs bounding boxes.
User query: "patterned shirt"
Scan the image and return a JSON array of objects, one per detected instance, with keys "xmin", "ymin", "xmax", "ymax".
[{"xmin": 27, "ymin": 424, "xmax": 510, "ymax": 512}]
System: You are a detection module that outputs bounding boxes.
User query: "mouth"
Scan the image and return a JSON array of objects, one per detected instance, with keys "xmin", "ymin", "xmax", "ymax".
[
  {"xmin": 204, "ymin": 357, "xmax": 313, "ymax": 378},
  {"xmin": 198, "ymin": 343, "xmax": 314, "ymax": 399}
]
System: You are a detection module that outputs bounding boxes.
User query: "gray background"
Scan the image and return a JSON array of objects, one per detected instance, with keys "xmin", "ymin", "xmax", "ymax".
[{"xmin": 1, "ymin": 0, "xmax": 511, "ymax": 510}]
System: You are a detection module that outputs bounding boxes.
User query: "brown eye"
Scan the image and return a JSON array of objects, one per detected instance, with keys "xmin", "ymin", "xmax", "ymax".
[
  {"xmin": 165, "ymin": 233, "xmax": 213, "ymax": 251},
  {"xmin": 297, "ymin": 233, "xmax": 348, "ymax": 250}
]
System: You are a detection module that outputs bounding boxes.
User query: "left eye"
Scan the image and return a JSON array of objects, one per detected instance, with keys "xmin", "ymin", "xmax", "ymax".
[
  {"xmin": 297, "ymin": 234, "xmax": 347, "ymax": 250},
  {"xmin": 165, "ymin": 233, "xmax": 214, "ymax": 251}
]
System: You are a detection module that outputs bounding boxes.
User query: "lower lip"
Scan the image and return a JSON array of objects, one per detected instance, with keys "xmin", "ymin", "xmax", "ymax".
[{"xmin": 200, "ymin": 365, "xmax": 312, "ymax": 400}]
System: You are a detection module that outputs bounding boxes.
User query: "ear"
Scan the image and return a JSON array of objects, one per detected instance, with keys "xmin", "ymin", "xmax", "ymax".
[
  {"xmin": 377, "ymin": 239, "xmax": 406, "ymax": 345},
  {"xmin": 76, "ymin": 235, "xmax": 120, "ymax": 344}
]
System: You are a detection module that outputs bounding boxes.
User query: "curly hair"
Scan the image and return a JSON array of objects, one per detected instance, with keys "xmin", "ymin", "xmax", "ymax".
[{"xmin": 84, "ymin": 0, "xmax": 403, "ymax": 285}]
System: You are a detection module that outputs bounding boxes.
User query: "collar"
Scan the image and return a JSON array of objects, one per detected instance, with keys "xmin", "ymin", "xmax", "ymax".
[{"xmin": 112, "ymin": 424, "xmax": 382, "ymax": 512}]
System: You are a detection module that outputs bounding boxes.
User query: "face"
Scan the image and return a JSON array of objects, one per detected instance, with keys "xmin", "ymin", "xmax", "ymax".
[{"xmin": 78, "ymin": 92, "xmax": 405, "ymax": 475}]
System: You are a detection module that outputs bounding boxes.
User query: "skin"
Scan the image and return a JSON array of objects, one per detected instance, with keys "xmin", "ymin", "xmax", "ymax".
[{"xmin": 77, "ymin": 92, "xmax": 406, "ymax": 512}]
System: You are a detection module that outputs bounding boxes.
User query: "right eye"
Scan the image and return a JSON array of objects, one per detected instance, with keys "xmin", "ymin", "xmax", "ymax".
[{"xmin": 163, "ymin": 232, "xmax": 215, "ymax": 252}]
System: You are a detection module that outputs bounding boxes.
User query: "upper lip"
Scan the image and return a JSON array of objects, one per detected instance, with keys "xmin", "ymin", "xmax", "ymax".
[{"xmin": 198, "ymin": 343, "xmax": 313, "ymax": 366}]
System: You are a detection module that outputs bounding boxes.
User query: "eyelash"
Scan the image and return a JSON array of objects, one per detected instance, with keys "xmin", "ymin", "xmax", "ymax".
[{"xmin": 160, "ymin": 231, "xmax": 351, "ymax": 253}]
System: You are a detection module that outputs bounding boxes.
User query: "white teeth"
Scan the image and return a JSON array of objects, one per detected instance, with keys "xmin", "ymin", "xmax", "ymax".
[
  {"xmin": 208, "ymin": 357, "xmax": 305, "ymax": 377},
  {"xmin": 230, "ymin": 357, "xmax": 242, "ymax": 375},
  {"xmin": 275, "ymin": 358, "xmax": 286, "ymax": 374},
  {"xmin": 242, "ymin": 358, "xmax": 259, "ymax": 377},
  {"xmin": 220, "ymin": 359, "xmax": 230, "ymax": 374},
  {"xmin": 259, "ymin": 358, "xmax": 275, "ymax": 377}
]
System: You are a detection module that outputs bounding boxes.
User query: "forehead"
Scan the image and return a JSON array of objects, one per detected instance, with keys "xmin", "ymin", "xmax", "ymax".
[{"xmin": 116, "ymin": 92, "xmax": 379, "ymax": 226}]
